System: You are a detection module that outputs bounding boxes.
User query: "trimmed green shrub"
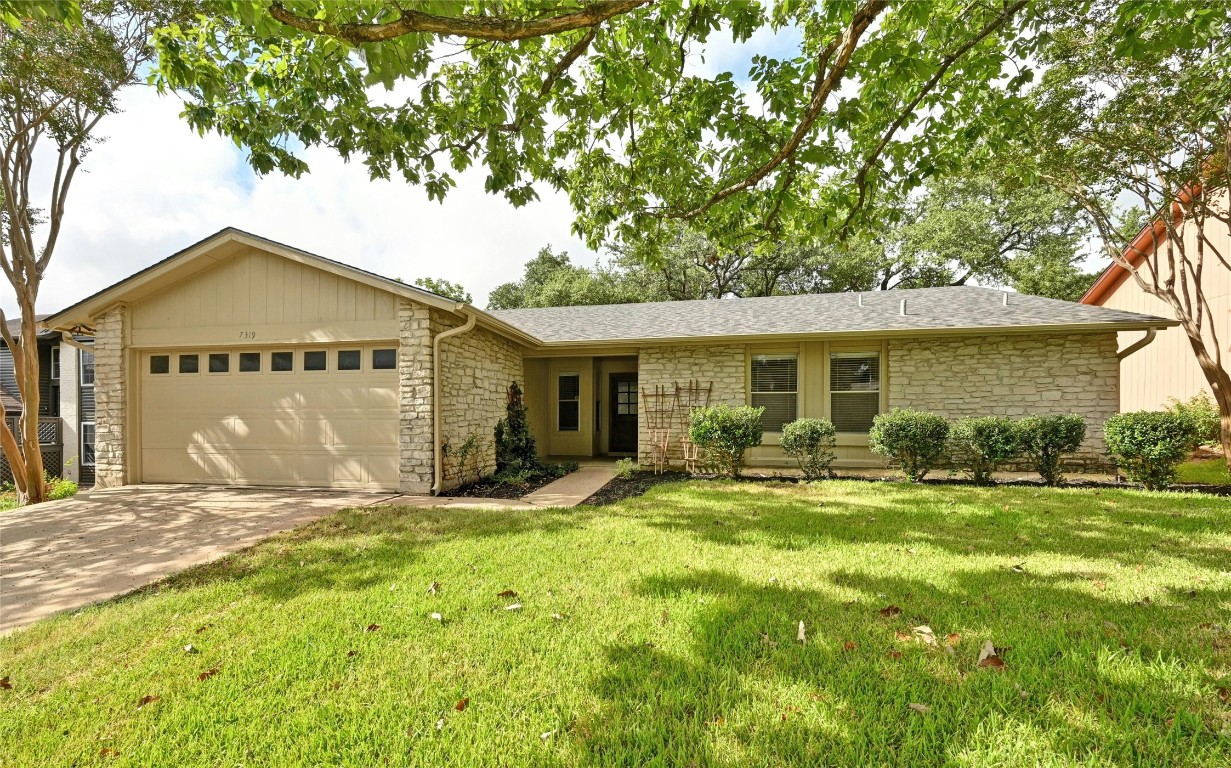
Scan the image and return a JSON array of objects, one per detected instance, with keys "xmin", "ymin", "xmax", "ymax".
[
  {"xmin": 869, "ymin": 409, "xmax": 949, "ymax": 482},
  {"xmin": 689, "ymin": 404, "xmax": 765, "ymax": 477},
  {"xmin": 949, "ymin": 416, "xmax": 1020, "ymax": 484},
  {"xmin": 613, "ymin": 458, "xmax": 638, "ymax": 479},
  {"xmin": 44, "ymin": 474, "xmax": 78, "ymax": 501},
  {"xmin": 780, "ymin": 418, "xmax": 837, "ymax": 481},
  {"xmin": 1017, "ymin": 414, "xmax": 1086, "ymax": 486},
  {"xmin": 1166, "ymin": 393, "xmax": 1220, "ymax": 447},
  {"xmin": 1105, "ymin": 410, "xmax": 1196, "ymax": 490},
  {"xmin": 494, "ymin": 382, "xmax": 539, "ymax": 476}
]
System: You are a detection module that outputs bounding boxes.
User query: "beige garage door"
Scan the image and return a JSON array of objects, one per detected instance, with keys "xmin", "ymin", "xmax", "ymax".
[{"xmin": 139, "ymin": 345, "xmax": 399, "ymax": 490}]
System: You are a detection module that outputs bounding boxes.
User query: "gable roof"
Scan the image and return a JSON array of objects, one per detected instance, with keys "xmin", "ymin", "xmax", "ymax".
[
  {"xmin": 42, "ymin": 228, "xmax": 538, "ymax": 347},
  {"xmin": 491, "ymin": 285, "xmax": 1173, "ymax": 345}
]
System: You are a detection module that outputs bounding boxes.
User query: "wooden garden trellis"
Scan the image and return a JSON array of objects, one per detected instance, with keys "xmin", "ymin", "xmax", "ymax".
[
  {"xmin": 674, "ymin": 380, "xmax": 712, "ymax": 474},
  {"xmin": 640, "ymin": 384, "xmax": 676, "ymax": 474}
]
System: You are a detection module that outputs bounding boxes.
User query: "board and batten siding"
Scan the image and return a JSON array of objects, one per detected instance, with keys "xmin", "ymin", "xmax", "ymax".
[{"xmin": 129, "ymin": 247, "xmax": 400, "ymax": 346}]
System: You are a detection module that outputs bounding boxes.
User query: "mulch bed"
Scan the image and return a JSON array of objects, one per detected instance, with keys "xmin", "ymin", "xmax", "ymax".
[
  {"xmin": 450, "ymin": 471, "xmax": 565, "ymax": 499},
  {"xmin": 581, "ymin": 468, "xmax": 1231, "ymax": 505}
]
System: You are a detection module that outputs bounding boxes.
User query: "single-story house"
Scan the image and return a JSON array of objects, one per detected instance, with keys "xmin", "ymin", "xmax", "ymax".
[
  {"xmin": 0, "ymin": 317, "xmax": 96, "ymax": 486},
  {"xmin": 44, "ymin": 228, "xmax": 1174, "ymax": 494},
  {"xmin": 1081, "ymin": 190, "xmax": 1229, "ymax": 411}
]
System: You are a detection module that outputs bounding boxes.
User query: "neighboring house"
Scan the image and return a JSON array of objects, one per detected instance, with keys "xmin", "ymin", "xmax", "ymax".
[
  {"xmin": 1081, "ymin": 192, "xmax": 1230, "ymax": 412},
  {"xmin": 44, "ymin": 228, "xmax": 1174, "ymax": 494},
  {"xmin": 0, "ymin": 317, "xmax": 96, "ymax": 486}
]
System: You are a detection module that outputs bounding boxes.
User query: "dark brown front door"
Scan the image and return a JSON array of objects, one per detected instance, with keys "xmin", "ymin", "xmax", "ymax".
[{"xmin": 609, "ymin": 373, "xmax": 638, "ymax": 454}]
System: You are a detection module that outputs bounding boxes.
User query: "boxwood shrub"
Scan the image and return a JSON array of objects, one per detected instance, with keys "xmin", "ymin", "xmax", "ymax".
[
  {"xmin": 1017, "ymin": 414, "xmax": 1086, "ymax": 486},
  {"xmin": 780, "ymin": 418, "xmax": 837, "ymax": 481},
  {"xmin": 869, "ymin": 409, "xmax": 949, "ymax": 482},
  {"xmin": 689, "ymin": 404, "xmax": 765, "ymax": 477},
  {"xmin": 1104, "ymin": 410, "xmax": 1196, "ymax": 490},
  {"xmin": 949, "ymin": 416, "xmax": 1020, "ymax": 485}
]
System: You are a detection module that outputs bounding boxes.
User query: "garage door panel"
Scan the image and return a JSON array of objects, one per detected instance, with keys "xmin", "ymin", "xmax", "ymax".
[{"xmin": 140, "ymin": 346, "xmax": 399, "ymax": 490}]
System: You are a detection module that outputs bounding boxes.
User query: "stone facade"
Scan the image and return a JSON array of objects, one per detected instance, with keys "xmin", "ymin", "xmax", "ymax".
[
  {"xmin": 93, "ymin": 305, "xmax": 127, "ymax": 488},
  {"xmin": 637, "ymin": 344, "xmax": 746, "ymax": 464},
  {"xmin": 888, "ymin": 332, "xmax": 1120, "ymax": 465},
  {"xmin": 398, "ymin": 298, "xmax": 435, "ymax": 494},
  {"xmin": 436, "ymin": 318, "xmax": 524, "ymax": 491}
]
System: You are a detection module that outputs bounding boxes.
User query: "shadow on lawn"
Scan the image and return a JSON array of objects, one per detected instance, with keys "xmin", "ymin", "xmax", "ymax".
[
  {"xmin": 142, "ymin": 505, "xmax": 596, "ymax": 603},
  {"xmin": 577, "ymin": 567, "xmax": 1230, "ymax": 767},
  {"xmin": 635, "ymin": 480, "xmax": 1231, "ymax": 572}
]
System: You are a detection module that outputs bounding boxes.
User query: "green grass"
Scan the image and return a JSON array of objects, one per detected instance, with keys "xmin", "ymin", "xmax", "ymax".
[
  {"xmin": 0, "ymin": 491, "xmax": 17, "ymax": 513},
  {"xmin": 2, "ymin": 480, "xmax": 1230, "ymax": 766},
  {"xmin": 1177, "ymin": 458, "xmax": 1231, "ymax": 486}
]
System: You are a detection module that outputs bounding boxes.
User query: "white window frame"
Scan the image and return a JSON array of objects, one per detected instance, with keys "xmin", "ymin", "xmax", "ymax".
[{"xmin": 51, "ymin": 347, "xmax": 60, "ymax": 380}]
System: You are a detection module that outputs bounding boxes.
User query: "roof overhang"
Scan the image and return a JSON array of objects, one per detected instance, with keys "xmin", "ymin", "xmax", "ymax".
[{"xmin": 41, "ymin": 228, "xmax": 542, "ymax": 348}]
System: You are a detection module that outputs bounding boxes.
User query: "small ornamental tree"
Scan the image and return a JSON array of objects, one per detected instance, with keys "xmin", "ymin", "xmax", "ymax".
[
  {"xmin": 869, "ymin": 409, "xmax": 950, "ymax": 482},
  {"xmin": 1104, "ymin": 411, "xmax": 1195, "ymax": 491},
  {"xmin": 494, "ymin": 383, "xmax": 538, "ymax": 476},
  {"xmin": 1017, "ymin": 415, "xmax": 1086, "ymax": 486},
  {"xmin": 689, "ymin": 405, "xmax": 764, "ymax": 477},
  {"xmin": 948, "ymin": 416, "xmax": 1020, "ymax": 484},
  {"xmin": 780, "ymin": 418, "xmax": 837, "ymax": 481}
]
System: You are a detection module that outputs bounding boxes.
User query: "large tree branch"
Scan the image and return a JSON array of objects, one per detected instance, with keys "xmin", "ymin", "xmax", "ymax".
[
  {"xmin": 839, "ymin": 0, "xmax": 1028, "ymax": 235},
  {"xmin": 661, "ymin": 0, "xmax": 889, "ymax": 222},
  {"xmin": 268, "ymin": 0, "xmax": 651, "ymax": 43}
]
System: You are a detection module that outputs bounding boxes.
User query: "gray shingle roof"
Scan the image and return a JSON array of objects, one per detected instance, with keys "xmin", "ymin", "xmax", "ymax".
[{"xmin": 490, "ymin": 286, "xmax": 1171, "ymax": 344}]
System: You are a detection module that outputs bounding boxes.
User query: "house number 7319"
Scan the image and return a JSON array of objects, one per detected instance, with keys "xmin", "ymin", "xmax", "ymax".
[{"xmin": 239, "ymin": 330, "xmax": 257, "ymax": 339}]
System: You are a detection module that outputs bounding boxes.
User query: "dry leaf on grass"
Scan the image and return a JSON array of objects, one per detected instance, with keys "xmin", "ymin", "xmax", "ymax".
[
  {"xmin": 540, "ymin": 730, "xmax": 555, "ymax": 742},
  {"xmin": 427, "ymin": 581, "xmax": 440, "ymax": 595},
  {"xmin": 1216, "ymin": 686, "xmax": 1230, "ymax": 705},
  {"xmin": 895, "ymin": 630, "xmax": 912, "ymax": 642},
  {"xmin": 504, "ymin": 603, "xmax": 523, "ymax": 611},
  {"xmin": 497, "ymin": 589, "xmax": 518, "ymax": 599},
  {"xmin": 366, "ymin": 623, "xmax": 381, "ymax": 633},
  {"xmin": 887, "ymin": 650, "xmax": 902, "ymax": 660},
  {"xmin": 137, "ymin": 695, "xmax": 160, "ymax": 709},
  {"xmin": 842, "ymin": 641, "xmax": 857, "ymax": 652},
  {"xmin": 797, "ymin": 621, "xmax": 806, "ymax": 643},
  {"xmin": 455, "ymin": 698, "xmax": 469, "ymax": 712},
  {"xmin": 878, "ymin": 605, "xmax": 902, "ymax": 617},
  {"xmin": 551, "ymin": 613, "xmax": 565, "ymax": 621},
  {"xmin": 913, "ymin": 626, "xmax": 938, "ymax": 647},
  {"xmin": 908, "ymin": 703, "xmax": 931, "ymax": 714},
  {"xmin": 197, "ymin": 668, "xmax": 220, "ymax": 682},
  {"xmin": 977, "ymin": 640, "xmax": 1006, "ymax": 669},
  {"xmin": 0, "ymin": 676, "xmax": 10, "ymax": 690},
  {"xmin": 945, "ymin": 633, "xmax": 962, "ymax": 645},
  {"xmin": 99, "ymin": 748, "xmax": 119, "ymax": 758}
]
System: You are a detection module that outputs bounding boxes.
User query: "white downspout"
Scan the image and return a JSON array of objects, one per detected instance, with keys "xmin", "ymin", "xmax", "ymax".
[
  {"xmin": 431, "ymin": 307, "xmax": 477, "ymax": 495},
  {"xmin": 1117, "ymin": 327, "xmax": 1159, "ymax": 360}
]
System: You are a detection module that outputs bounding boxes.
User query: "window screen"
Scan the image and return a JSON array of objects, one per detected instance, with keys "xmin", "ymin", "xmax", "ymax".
[
  {"xmin": 751, "ymin": 355, "xmax": 797, "ymax": 432},
  {"xmin": 81, "ymin": 350, "xmax": 95, "ymax": 385},
  {"xmin": 558, "ymin": 373, "xmax": 580, "ymax": 431},
  {"xmin": 208, "ymin": 353, "xmax": 229, "ymax": 373},
  {"xmin": 372, "ymin": 349, "xmax": 397, "ymax": 370},
  {"xmin": 149, "ymin": 355, "xmax": 170, "ymax": 375},
  {"xmin": 239, "ymin": 352, "xmax": 261, "ymax": 372},
  {"xmin": 81, "ymin": 423, "xmax": 96, "ymax": 467},
  {"xmin": 304, "ymin": 351, "xmax": 327, "ymax": 371},
  {"xmin": 179, "ymin": 354, "xmax": 199, "ymax": 374},
  {"xmin": 337, "ymin": 350, "xmax": 361, "ymax": 371},
  {"xmin": 830, "ymin": 352, "xmax": 880, "ymax": 432}
]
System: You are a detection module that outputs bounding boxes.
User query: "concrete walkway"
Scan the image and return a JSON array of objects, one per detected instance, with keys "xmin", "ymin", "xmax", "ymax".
[{"xmin": 383, "ymin": 464, "xmax": 619, "ymax": 509}]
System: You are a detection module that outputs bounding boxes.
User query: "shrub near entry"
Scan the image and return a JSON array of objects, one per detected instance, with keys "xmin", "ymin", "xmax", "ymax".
[
  {"xmin": 780, "ymin": 418, "xmax": 837, "ymax": 480},
  {"xmin": 689, "ymin": 404, "xmax": 765, "ymax": 477},
  {"xmin": 869, "ymin": 409, "xmax": 950, "ymax": 482}
]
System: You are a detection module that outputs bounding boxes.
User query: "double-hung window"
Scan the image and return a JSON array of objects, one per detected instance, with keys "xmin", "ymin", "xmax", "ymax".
[
  {"xmin": 557, "ymin": 373, "xmax": 581, "ymax": 431},
  {"xmin": 830, "ymin": 352, "xmax": 880, "ymax": 432},
  {"xmin": 750, "ymin": 354, "xmax": 798, "ymax": 432}
]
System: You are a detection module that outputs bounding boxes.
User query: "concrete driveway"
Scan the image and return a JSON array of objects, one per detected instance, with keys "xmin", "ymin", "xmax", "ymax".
[{"xmin": 0, "ymin": 485, "xmax": 397, "ymax": 633}]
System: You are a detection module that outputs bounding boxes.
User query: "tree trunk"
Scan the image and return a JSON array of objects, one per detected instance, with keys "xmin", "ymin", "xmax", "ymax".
[
  {"xmin": 10, "ymin": 298, "xmax": 46, "ymax": 505},
  {"xmin": 1183, "ymin": 327, "xmax": 1231, "ymax": 475}
]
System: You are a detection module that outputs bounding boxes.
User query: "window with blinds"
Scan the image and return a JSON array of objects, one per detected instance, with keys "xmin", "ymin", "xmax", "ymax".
[
  {"xmin": 830, "ymin": 352, "xmax": 880, "ymax": 432},
  {"xmin": 751, "ymin": 355, "xmax": 797, "ymax": 432},
  {"xmin": 558, "ymin": 373, "xmax": 581, "ymax": 431}
]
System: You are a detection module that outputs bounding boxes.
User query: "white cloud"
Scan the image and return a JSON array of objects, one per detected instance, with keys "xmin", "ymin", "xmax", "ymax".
[{"xmin": 13, "ymin": 83, "xmax": 594, "ymax": 317}]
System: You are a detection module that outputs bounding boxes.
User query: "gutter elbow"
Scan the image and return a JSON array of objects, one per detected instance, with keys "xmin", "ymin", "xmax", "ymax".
[{"xmin": 1116, "ymin": 327, "xmax": 1159, "ymax": 361}]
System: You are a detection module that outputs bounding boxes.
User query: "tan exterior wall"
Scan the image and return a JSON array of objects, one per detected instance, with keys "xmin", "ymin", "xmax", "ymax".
[
  {"xmin": 637, "ymin": 344, "xmax": 746, "ymax": 465},
  {"xmin": 435, "ymin": 316, "xmax": 524, "ymax": 491},
  {"xmin": 1093, "ymin": 191, "xmax": 1229, "ymax": 411},
  {"xmin": 93, "ymin": 305, "xmax": 128, "ymax": 488},
  {"xmin": 888, "ymin": 332, "xmax": 1119, "ymax": 463}
]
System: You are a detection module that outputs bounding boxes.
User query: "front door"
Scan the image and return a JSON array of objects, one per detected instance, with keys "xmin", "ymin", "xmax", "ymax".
[{"xmin": 609, "ymin": 373, "xmax": 638, "ymax": 454}]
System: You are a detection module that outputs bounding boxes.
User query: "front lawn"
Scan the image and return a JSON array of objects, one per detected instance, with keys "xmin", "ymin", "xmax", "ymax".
[
  {"xmin": 3, "ymin": 481, "xmax": 1229, "ymax": 766},
  {"xmin": 1177, "ymin": 457, "xmax": 1231, "ymax": 487}
]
